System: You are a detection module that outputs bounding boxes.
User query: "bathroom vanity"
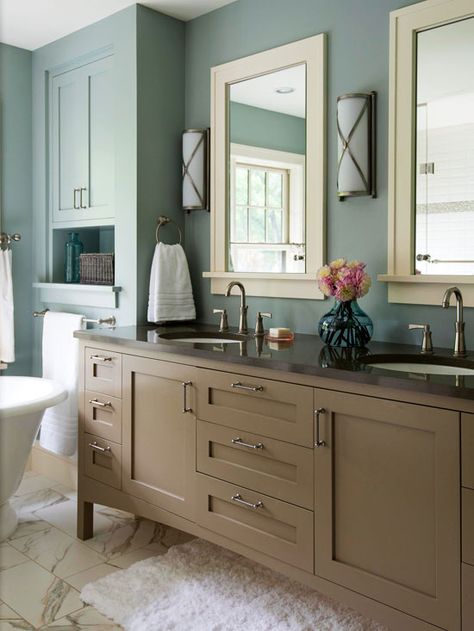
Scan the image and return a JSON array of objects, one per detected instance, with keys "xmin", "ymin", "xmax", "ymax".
[{"xmin": 75, "ymin": 326, "xmax": 474, "ymax": 631}]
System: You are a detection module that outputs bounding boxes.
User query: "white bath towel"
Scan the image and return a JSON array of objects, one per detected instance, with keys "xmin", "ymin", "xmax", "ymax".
[
  {"xmin": 147, "ymin": 243, "xmax": 196, "ymax": 323},
  {"xmin": 0, "ymin": 249, "xmax": 15, "ymax": 364},
  {"xmin": 40, "ymin": 311, "xmax": 85, "ymax": 457}
]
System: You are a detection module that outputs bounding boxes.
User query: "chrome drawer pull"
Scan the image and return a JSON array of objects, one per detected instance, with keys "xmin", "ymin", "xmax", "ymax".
[
  {"xmin": 314, "ymin": 407, "xmax": 326, "ymax": 447},
  {"xmin": 88, "ymin": 399, "xmax": 112, "ymax": 408},
  {"xmin": 89, "ymin": 441, "xmax": 112, "ymax": 456},
  {"xmin": 230, "ymin": 381, "xmax": 264, "ymax": 392},
  {"xmin": 231, "ymin": 493, "xmax": 263, "ymax": 510},
  {"xmin": 232, "ymin": 437, "xmax": 264, "ymax": 450},
  {"xmin": 89, "ymin": 355, "xmax": 113, "ymax": 362},
  {"xmin": 182, "ymin": 381, "xmax": 192, "ymax": 413}
]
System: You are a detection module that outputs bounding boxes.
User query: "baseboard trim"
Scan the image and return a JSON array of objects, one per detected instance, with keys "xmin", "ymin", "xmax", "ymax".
[{"xmin": 30, "ymin": 442, "xmax": 77, "ymax": 490}]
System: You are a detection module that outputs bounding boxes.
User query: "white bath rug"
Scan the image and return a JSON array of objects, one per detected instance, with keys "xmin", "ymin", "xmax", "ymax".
[{"xmin": 81, "ymin": 538, "xmax": 385, "ymax": 631}]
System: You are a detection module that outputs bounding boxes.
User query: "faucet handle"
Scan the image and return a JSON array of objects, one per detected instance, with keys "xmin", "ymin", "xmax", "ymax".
[
  {"xmin": 254, "ymin": 312, "xmax": 272, "ymax": 337},
  {"xmin": 213, "ymin": 308, "xmax": 229, "ymax": 333},
  {"xmin": 408, "ymin": 323, "xmax": 433, "ymax": 354}
]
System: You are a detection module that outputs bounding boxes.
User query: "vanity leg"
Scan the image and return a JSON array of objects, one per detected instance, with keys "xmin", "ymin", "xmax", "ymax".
[{"xmin": 77, "ymin": 500, "xmax": 94, "ymax": 540}]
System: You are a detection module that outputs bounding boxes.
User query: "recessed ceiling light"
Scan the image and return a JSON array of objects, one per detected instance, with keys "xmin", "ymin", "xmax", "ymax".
[{"xmin": 275, "ymin": 87, "xmax": 295, "ymax": 94}]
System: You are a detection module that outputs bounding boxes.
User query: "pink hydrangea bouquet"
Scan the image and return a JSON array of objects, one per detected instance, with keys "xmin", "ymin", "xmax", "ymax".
[
  {"xmin": 317, "ymin": 258, "xmax": 371, "ymax": 302},
  {"xmin": 317, "ymin": 259, "xmax": 373, "ymax": 347}
]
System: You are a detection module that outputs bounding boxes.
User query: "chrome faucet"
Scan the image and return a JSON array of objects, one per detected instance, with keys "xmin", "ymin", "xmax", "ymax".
[
  {"xmin": 442, "ymin": 286, "xmax": 467, "ymax": 357},
  {"xmin": 225, "ymin": 281, "xmax": 248, "ymax": 334}
]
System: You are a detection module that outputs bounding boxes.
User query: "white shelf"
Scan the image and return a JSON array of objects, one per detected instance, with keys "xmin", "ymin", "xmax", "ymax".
[{"xmin": 33, "ymin": 283, "xmax": 121, "ymax": 309}]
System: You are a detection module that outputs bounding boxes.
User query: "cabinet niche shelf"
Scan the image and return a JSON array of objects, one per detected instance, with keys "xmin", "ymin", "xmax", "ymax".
[{"xmin": 33, "ymin": 282, "xmax": 121, "ymax": 309}]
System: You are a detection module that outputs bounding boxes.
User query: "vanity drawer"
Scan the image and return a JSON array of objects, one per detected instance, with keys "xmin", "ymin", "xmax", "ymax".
[
  {"xmin": 195, "ymin": 368, "xmax": 313, "ymax": 447},
  {"xmin": 463, "ymin": 563, "xmax": 474, "ymax": 630},
  {"xmin": 84, "ymin": 391, "xmax": 122, "ymax": 444},
  {"xmin": 462, "ymin": 413, "xmax": 474, "ymax": 489},
  {"xmin": 195, "ymin": 473, "xmax": 313, "ymax": 572},
  {"xmin": 463, "ymin": 487, "xmax": 474, "ymax": 565},
  {"xmin": 197, "ymin": 420, "xmax": 313, "ymax": 509},
  {"xmin": 84, "ymin": 432, "xmax": 122, "ymax": 490},
  {"xmin": 85, "ymin": 348, "xmax": 122, "ymax": 398}
]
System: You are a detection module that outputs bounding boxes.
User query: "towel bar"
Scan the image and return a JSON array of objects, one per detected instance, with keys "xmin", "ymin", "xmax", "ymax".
[{"xmin": 33, "ymin": 309, "xmax": 116, "ymax": 327}]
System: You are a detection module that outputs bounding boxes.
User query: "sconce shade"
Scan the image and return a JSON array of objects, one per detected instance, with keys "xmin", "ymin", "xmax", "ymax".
[
  {"xmin": 182, "ymin": 128, "xmax": 209, "ymax": 211},
  {"xmin": 337, "ymin": 92, "xmax": 376, "ymax": 200}
]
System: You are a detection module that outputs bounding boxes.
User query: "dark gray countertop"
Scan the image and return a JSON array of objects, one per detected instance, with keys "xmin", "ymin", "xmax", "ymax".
[{"xmin": 74, "ymin": 323, "xmax": 474, "ymax": 401}]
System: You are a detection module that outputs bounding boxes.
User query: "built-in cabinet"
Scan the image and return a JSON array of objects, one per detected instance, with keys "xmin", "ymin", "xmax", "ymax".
[
  {"xmin": 121, "ymin": 355, "xmax": 196, "ymax": 520},
  {"xmin": 51, "ymin": 55, "xmax": 114, "ymax": 225},
  {"xmin": 314, "ymin": 389, "xmax": 460, "ymax": 630},
  {"xmin": 77, "ymin": 342, "xmax": 468, "ymax": 631}
]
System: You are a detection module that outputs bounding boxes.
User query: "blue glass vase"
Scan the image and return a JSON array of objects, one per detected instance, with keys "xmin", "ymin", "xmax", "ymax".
[
  {"xmin": 318, "ymin": 299, "xmax": 373, "ymax": 348},
  {"xmin": 64, "ymin": 232, "xmax": 83, "ymax": 283}
]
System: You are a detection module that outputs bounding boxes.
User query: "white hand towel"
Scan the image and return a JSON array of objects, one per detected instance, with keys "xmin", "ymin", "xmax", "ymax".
[
  {"xmin": 40, "ymin": 311, "xmax": 85, "ymax": 457},
  {"xmin": 0, "ymin": 249, "xmax": 15, "ymax": 364},
  {"xmin": 147, "ymin": 243, "xmax": 196, "ymax": 323}
]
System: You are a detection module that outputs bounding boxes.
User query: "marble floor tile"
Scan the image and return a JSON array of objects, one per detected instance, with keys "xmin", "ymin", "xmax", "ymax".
[
  {"xmin": 0, "ymin": 620, "xmax": 34, "ymax": 630},
  {"xmin": 14, "ymin": 476, "xmax": 57, "ymax": 498},
  {"xmin": 0, "ymin": 603, "xmax": 22, "ymax": 620},
  {"xmin": 40, "ymin": 605, "xmax": 120, "ymax": 629},
  {"xmin": 9, "ymin": 526, "xmax": 105, "ymax": 579},
  {"xmin": 107, "ymin": 544, "xmax": 166, "ymax": 569},
  {"xmin": 0, "ymin": 562, "xmax": 83, "ymax": 628},
  {"xmin": 50, "ymin": 486, "xmax": 77, "ymax": 502},
  {"xmin": 35, "ymin": 501, "xmax": 118, "ymax": 540},
  {"xmin": 7, "ymin": 517, "xmax": 51, "ymax": 542},
  {"xmin": 21, "ymin": 471, "xmax": 38, "ymax": 480},
  {"xmin": 64, "ymin": 564, "xmax": 118, "ymax": 592},
  {"xmin": 11, "ymin": 489, "xmax": 68, "ymax": 518},
  {"xmin": 82, "ymin": 517, "xmax": 162, "ymax": 560},
  {"xmin": 0, "ymin": 545, "xmax": 29, "ymax": 572}
]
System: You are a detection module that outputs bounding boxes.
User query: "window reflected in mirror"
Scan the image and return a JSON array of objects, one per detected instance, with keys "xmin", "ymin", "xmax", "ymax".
[
  {"xmin": 227, "ymin": 64, "xmax": 306, "ymax": 274},
  {"xmin": 415, "ymin": 17, "xmax": 474, "ymax": 275}
]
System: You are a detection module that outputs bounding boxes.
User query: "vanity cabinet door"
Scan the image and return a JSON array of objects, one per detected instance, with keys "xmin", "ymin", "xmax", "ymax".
[
  {"xmin": 51, "ymin": 55, "xmax": 114, "ymax": 224},
  {"xmin": 122, "ymin": 355, "xmax": 197, "ymax": 520},
  {"xmin": 314, "ymin": 389, "xmax": 460, "ymax": 630}
]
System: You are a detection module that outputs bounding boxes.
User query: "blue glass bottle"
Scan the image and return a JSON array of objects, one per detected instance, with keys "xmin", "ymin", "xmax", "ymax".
[{"xmin": 64, "ymin": 232, "xmax": 83, "ymax": 283}]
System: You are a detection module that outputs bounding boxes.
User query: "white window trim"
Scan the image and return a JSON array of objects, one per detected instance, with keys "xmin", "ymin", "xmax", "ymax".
[
  {"xmin": 230, "ymin": 144, "xmax": 304, "ymax": 258},
  {"xmin": 204, "ymin": 34, "xmax": 326, "ymax": 300},
  {"xmin": 379, "ymin": 0, "xmax": 474, "ymax": 306}
]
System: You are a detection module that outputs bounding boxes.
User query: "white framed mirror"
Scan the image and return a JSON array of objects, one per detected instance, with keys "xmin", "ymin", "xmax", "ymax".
[
  {"xmin": 204, "ymin": 34, "xmax": 326, "ymax": 299},
  {"xmin": 380, "ymin": 0, "xmax": 474, "ymax": 305}
]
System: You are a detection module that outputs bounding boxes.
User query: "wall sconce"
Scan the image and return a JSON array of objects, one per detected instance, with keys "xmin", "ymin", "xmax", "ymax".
[
  {"xmin": 337, "ymin": 92, "xmax": 376, "ymax": 201},
  {"xmin": 182, "ymin": 128, "xmax": 210, "ymax": 212}
]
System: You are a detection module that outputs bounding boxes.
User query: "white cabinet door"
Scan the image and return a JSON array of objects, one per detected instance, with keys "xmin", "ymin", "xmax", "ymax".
[{"xmin": 51, "ymin": 55, "xmax": 114, "ymax": 224}]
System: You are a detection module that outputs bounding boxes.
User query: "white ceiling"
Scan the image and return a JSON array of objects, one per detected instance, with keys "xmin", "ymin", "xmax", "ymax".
[
  {"xmin": 0, "ymin": 0, "xmax": 237, "ymax": 50},
  {"xmin": 230, "ymin": 65, "xmax": 306, "ymax": 118}
]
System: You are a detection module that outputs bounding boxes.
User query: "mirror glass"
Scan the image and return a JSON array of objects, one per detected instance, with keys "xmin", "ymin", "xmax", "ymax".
[
  {"xmin": 415, "ymin": 17, "xmax": 474, "ymax": 275},
  {"xmin": 227, "ymin": 64, "xmax": 306, "ymax": 274}
]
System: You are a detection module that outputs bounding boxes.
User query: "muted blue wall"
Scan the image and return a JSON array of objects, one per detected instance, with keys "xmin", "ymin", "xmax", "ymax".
[
  {"xmin": 230, "ymin": 102, "xmax": 305, "ymax": 154},
  {"xmin": 0, "ymin": 43, "xmax": 33, "ymax": 375},
  {"xmin": 136, "ymin": 5, "xmax": 185, "ymax": 323},
  {"xmin": 183, "ymin": 0, "xmax": 471, "ymax": 349}
]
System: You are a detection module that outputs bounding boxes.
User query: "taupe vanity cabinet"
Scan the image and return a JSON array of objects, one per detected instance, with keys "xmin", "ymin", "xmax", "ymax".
[
  {"xmin": 77, "ymin": 340, "xmax": 468, "ymax": 631},
  {"xmin": 121, "ymin": 355, "xmax": 197, "ymax": 520},
  {"xmin": 314, "ymin": 389, "xmax": 460, "ymax": 630}
]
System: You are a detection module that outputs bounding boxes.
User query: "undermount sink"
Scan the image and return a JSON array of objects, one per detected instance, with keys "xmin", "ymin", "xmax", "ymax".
[
  {"xmin": 360, "ymin": 355, "xmax": 474, "ymax": 376},
  {"xmin": 158, "ymin": 331, "xmax": 244, "ymax": 344}
]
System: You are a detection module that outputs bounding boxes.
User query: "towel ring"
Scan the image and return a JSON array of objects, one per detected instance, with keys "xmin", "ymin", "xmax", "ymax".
[{"xmin": 156, "ymin": 216, "xmax": 182, "ymax": 245}]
